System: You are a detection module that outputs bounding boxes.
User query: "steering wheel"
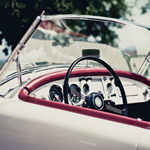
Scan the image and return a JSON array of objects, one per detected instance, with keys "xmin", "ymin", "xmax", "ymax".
[{"xmin": 63, "ymin": 56, "xmax": 128, "ymax": 116}]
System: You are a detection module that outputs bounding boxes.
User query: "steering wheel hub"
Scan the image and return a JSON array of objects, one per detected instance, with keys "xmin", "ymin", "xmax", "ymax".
[{"xmin": 88, "ymin": 92, "xmax": 104, "ymax": 110}]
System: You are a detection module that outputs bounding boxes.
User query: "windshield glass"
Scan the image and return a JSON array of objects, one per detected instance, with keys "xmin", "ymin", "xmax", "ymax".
[
  {"xmin": 20, "ymin": 18, "xmax": 150, "ymax": 75},
  {"xmin": 1, "ymin": 16, "xmax": 150, "ymax": 79}
]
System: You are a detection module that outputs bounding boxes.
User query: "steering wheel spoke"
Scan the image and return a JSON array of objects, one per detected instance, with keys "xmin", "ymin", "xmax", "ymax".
[{"xmin": 104, "ymin": 102, "xmax": 123, "ymax": 115}]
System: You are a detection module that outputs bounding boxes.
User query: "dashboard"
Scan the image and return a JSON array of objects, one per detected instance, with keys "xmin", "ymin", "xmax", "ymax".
[
  {"xmin": 29, "ymin": 75, "xmax": 148, "ymax": 106},
  {"xmin": 18, "ymin": 67, "xmax": 150, "ymax": 122}
]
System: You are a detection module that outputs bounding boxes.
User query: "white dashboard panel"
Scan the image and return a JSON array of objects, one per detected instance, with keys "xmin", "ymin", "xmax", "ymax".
[{"xmin": 29, "ymin": 75, "xmax": 148, "ymax": 105}]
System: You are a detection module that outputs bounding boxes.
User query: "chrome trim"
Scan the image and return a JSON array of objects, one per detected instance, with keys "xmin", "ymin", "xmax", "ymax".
[
  {"xmin": 138, "ymin": 52, "xmax": 150, "ymax": 75},
  {"xmin": 41, "ymin": 14, "xmax": 150, "ymax": 30},
  {"xmin": 16, "ymin": 57, "xmax": 22, "ymax": 85},
  {"xmin": 0, "ymin": 11, "xmax": 44, "ymax": 82}
]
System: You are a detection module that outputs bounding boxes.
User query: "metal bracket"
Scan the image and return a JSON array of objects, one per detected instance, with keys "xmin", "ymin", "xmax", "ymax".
[{"xmin": 16, "ymin": 57, "xmax": 22, "ymax": 85}]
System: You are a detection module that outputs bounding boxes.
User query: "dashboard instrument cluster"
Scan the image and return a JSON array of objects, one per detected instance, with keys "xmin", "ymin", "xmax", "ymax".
[{"xmin": 29, "ymin": 75, "xmax": 147, "ymax": 106}]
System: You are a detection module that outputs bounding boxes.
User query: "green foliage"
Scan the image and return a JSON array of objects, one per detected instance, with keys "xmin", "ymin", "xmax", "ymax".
[
  {"xmin": 0, "ymin": 0, "xmax": 130, "ymax": 55},
  {"xmin": 141, "ymin": 0, "xmax": 150, "ymax": 14}
]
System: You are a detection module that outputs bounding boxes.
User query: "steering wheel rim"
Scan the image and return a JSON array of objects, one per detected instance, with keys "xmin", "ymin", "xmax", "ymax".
[{"xmin": 63, "ymin": 56, "xmax": 128, "ymax": 116}]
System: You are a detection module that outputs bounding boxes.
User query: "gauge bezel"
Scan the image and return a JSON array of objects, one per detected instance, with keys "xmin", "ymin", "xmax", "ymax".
[
  {"xmin": 49, "ymin": 85, "xmax": 63, "ymax": 102},
  {"xmin": 69, "ymin": 84, "xmax": 81, "ymax": 103}
]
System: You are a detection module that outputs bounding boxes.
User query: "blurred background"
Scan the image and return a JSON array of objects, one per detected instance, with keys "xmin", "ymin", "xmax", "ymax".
[{"xmin": 0, "ymin": 0, "xmax": 150, "ymax": 59}]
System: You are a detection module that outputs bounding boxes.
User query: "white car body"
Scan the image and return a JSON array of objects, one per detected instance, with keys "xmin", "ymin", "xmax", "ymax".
[{"xmin": 0, "ymin": 12, "xmax": 150, "ymax": 150}]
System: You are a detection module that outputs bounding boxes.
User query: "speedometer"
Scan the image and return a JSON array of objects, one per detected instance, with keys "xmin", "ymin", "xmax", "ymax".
[{"xmin": 49, "ymin": 85, "xmax": 63, "ymax": 102}]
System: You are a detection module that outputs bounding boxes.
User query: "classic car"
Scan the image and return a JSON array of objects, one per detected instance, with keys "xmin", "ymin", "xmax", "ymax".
[{"xmin": 0, "ymin": 11, "xmax": 150, "ymax": 150}]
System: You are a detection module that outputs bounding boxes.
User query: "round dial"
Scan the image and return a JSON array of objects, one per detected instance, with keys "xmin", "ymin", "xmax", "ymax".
[
  {"xmin": 49, "ymin": 85, "xmax": 63, "ymax": 102},
  {"xmin": 83, "ymin": 83, "xmax": 90, "ymax": 94},
  {"xmin": 69, "ymin": 84, "xmax": 81, "ymax": 103}
]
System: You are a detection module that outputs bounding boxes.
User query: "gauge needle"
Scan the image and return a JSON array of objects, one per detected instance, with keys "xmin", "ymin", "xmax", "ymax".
[
  {"xmin": 55, "ymin": 94, "xmax": 59, "ymax": 100},
  {"xmin": 52, "ymin": 94, "xmax": 60, "ymax": 101}
]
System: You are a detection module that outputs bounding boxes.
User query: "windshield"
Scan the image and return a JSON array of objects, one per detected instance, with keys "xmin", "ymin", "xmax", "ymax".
[
  {"xmin": 21, "ymin": 18, "xmax": 150, "ymax": 73},
  {"xmin": 1, "ymin": 15, "xmax": 150, "ymax": 80}
]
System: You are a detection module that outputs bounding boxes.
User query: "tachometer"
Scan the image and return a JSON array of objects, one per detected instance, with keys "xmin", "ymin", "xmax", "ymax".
[
  {"xmin": 49, "ymin": 85, "xmax": 63, "ymax": 102},
  {"xmin": 69, "ymin": 84, "xmax": 81, "ymax": 103}
]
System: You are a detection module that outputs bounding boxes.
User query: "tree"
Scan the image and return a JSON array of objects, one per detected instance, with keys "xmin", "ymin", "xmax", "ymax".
[
  {"xmin": 140, "ymin": 0, "xmax": 150, "ymax": 14},
  {"xmin": 0, "ymin": 0, "xmax": 131, "ymax": 56}
]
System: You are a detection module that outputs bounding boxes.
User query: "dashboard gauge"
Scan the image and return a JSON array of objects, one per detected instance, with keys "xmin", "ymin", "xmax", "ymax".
[
  {"xmin": 83, "ymin": 83, "xmax": 90, "ymax": 94},
  {"xmin": 107, "ymin": 83, "xmax": 112, "ymax": 94},
  {"xmin": 69, "ymin": 84, "xmax": 81, "ymax": 103},
  {"xmin": 49, "ymin": 85, "xmax": 63, "ymax": 102}
]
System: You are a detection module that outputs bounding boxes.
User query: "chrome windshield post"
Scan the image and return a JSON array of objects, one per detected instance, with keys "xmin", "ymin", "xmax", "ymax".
[
  {"xmin": 16, "ymin": 57, "xmax": 22, "ymax": 85},
  {"xmin": 0, "ymin": 12, "xmax": 44, "ymax": 83},
  {"xmin": 138, "ymin": 52, "xmax": 150, "ymax": 76}
]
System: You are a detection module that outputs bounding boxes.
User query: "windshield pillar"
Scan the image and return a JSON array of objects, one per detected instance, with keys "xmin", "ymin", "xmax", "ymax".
[
  {"xmin": 138, "ymin": 52, "xmax": 150, "ymax": 76},
  {"xmin": 16, "ymin": 57, "xmax": 22, "ymax": 85}
]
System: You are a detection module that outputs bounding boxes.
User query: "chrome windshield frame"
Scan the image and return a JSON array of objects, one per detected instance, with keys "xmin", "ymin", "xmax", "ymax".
[
  {"xmin": 41, "ymin": 14, "xmax": 150, "ymax": 30},
  {"xmin": 0, "ymin": 13, "xmax": 150, "ymax": 84}
]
